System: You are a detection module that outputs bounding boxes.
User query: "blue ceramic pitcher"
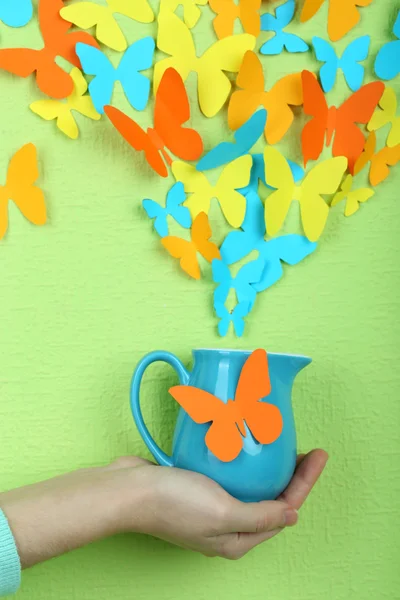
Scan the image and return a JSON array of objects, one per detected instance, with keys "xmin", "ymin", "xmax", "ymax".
[{"xmin": 130, "ymin": 349, "xmax": 311, "ymax": 502}]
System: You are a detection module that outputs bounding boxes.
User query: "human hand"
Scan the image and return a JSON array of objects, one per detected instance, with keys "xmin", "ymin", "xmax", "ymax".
[
  {"xmin": 117, "ymin": 449, "xmax": 328, "ymax": 559},
  {"xmin": 0, "ymin": 450, "xmax": 328, "ymax": 568}
]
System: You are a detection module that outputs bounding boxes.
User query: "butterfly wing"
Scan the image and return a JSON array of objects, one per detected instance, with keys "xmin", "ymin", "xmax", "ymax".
[
  {"xmin": 334, "ymin": 82, "xmax": 384, "ymax": 173},
  {"xmin": 312, "ymin": 36, "xmax": 338, "ymax": 93},
  {"xmin": 104, "ymin": 105, "xmax": 167, "ymax": 177},
  {"xmin": 165, "ymin": 182, "xmax": 192, "ymax": 230},
  {"xmin": 76, "ymin": 43, "xmax": 115, "ymax": 114},
  {"xmin": 231, "ymin": 302, "xmax": 251, "ymax": 337},
  {"xmin": 154, "ymin": 11, "xmax": 195, "ymax": 91},
  {"xmin": 161, "ymin": 236, "xmax": 200, "ymax": 279},
  {"xmin": 300, "ymin": 157, "xmax": 348, "ymax": 241},
  {"xmin": 30, "ymin": 100, "xmax": 79, "ymax": 139},
  {"xmin": 235, "ymin": 349, "xmax": 283, "ymax": 445},
  {"xmin": 111, "ymin": 0, "xmax": 154, "ymax": 23},
  {"xmin": 369, "ymin": 145, "xmax": 400, "ymax": 186},
  {"xmin": 300, "ymin": 0, "xmax": 324, "ymax": 22},
  {"xmin": 142, "ymin": 199, "xmax": 168, "ymax": 237},
  {"xmin": 368, "ymin": 87, "xmax": 400, "ymax": 147},
  {"xmin": 5, "ymin": 143, "xmax": 47, "ymax": 227},
  {"xmin": 209, "ymin": 0, "xmax": 239, "ymax": 39},
  {"xmin": 117, "ymin": 37, "xmax": 155, "ymax": 111},
  {"xmin": 340, "ymin": 35, "xmax": 370, "ymax": 92},
  {"xmin": 328, "ymin": 0, "xmax": 374, "ymax": 42},
  {"xmin": 263, "ymin": 147, "xmax": 295, "ymax": 237},
  {"xmin": 212, "ymin": 259, "xmax": 232, "ymax": 305},
  {"xmin": 197, "ymin": 109, "xmax": 267, "ymax": 171},
  {"xmin": 228, "ymin": 51, "xmax": 265, "ymax": 132},
  {"xmin": 191, "ymin": 212, "xmax": 221, "ymax": 263},
  {"xmin": 264, "ymin": 73, "xmax": 303, "ymax": 144},
  {"xmin": 206, "ymin": 419, "xmax": 244, "ymax": 462},
  {"xmin": 301, "ymin": 70, "xmax": 329, "ymax": 166},
  {"xmin": 353, "ymin": 131, "xmax": 376, "ymax": 176},
  {"xmin": 235, "ymin": 257, "xmax": 264, "ymax": 305},
  {"xmin": 0, "ymin": 0, "xmax": 32, "ymax": 27},
  {"xmin": 172, "ymin": 162, "xmax": 212, "ymax": 217},
  {"xmin": 154, "ymin": 68, "xmax": 203, "ymax": 162},
  {"xmin": 375, "ymin": 39, "xmax": 400, "ymax": 81},
  {"xmin": 215, "ymin": 155, "xmax": 252, "ymax": 227}
]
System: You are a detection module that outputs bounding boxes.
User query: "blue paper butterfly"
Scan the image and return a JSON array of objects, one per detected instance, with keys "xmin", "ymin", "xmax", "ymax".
[
  {"xmin": 0, "ymin": 0, "xmax": 33, "ymax": 27},
  {"xmin": 196, "ymin": 109, "xmax": 267, "ymax": 172},
  {"xmin": 214, "ymin": 302, "xmax": 251, "ymax": 337},
  {"xmin": 260, "ymin": 0, "xmax": 309, "ymax": 56},
  {"xmin": 76, "ymin": 37, "xmax": 155, "ymax": 114},
  {"xmin": 143, "ymin": 182, "xmax": 191, "ymax": 238},
  {"xmin": 313, "ymin": 35, "xmax": 370, "ymax": 92},
  {"xmin": 212, "ymin": 257, "xmax": 265, "ymax": 307},
  {"xmin": 375, "ymin": 11, "xmax": 400, "ymax": 81}
]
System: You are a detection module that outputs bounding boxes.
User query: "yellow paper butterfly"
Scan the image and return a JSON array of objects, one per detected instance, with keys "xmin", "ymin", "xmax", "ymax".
[
  {"xmin": 0, "ymin": 144, "xmax": 46, "ymax": 240},
  {"xmin": 60, "ymin": 0, "xmax": 154, "ymax": 52},
  {"xmin": 30, "ymin": 68, "xmax": 101, "ymax": 140},
  {"xmin": 263, "ymin": 147, "xmax": 348, "ymax": 242},
  {"xmin": 331, "ymin": 174, "xmax": 374, "ymax": 217},
  {"xmin": 159, "ymin": 0, "xmax": 208, "ymax": 29},
  {"xmin": 172, "ymin": 155, "xmax": 252, "ymax": 228},
  {"xmin": 368, "ymin": 87, "xmax": 400, "ymax": 148},
  {"xmin": 154, "ymin": 11, "xmax": 255, "ymax": 118}
]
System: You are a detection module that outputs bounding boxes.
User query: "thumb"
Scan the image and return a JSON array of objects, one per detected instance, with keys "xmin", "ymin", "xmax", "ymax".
[{"xmin": 223, "ymin": 500, "xmax": 298, "ymax": 534}]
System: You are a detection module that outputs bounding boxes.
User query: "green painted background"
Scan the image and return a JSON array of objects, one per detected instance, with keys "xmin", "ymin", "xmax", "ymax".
[{"xmin": 1, "ymin": 1, "xmax": 400, "ymax": 598}]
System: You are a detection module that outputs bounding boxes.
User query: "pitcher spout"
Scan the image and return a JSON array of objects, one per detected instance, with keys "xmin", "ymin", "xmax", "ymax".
[{"xmin": 291, "ymin": 355, "xmax": 312, "ymax": 376}]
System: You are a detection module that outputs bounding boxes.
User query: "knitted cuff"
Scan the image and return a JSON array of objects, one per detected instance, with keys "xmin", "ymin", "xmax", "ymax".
[{"xmin": 0, "ymin": 508, "xmax": 21, "ymax": 596}]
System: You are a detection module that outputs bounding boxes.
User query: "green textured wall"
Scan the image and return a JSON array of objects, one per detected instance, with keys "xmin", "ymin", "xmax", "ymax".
[{"xmin": 1, "ymin": 1, "xmax": 400, "ymax": 598}]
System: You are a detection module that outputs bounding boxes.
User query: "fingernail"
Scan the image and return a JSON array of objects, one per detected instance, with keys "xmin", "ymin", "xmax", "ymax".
[{"xmin": 284, "ymin": 509, "xmax": 298, "ymax": 527}]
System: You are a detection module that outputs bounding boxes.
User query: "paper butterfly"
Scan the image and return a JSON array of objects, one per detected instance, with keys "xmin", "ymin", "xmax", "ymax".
[
  {"xmin": 60, "ymin": 0, "xmax": 154, "ymax": 52},
  {"xmin": 300, "ymin": 0, "xmax": 374, "ymax": 42},
  {"xmin": 169, "ymin": 349, "xmax": 283, "ymax": 461},
  {"xmin": 29, "ymin": 68, "xmax": 100, "ymax": 140},
  {"xmin": 313, "ymin": 35, "xmax": 370, "ymax": 93},
  {"xmin": 375, "ymin": 11, "xmax": 400, "ymax": 81},
  {"xmin": 172, "ymin": 156, "xmax": 252, "ymax": 228},
  {"xmin": 161, "ymin": 212, "xmax": 220, "ymax": 279},
  {"xmin": 368, "ymin": 87, "xmax": 400, "ymax": 148},
  {"xmin": 0, "ymin": 0, "xmax": 98, "ymax": 99},
  {"xmin": 142, "ymin": 182, "xmax": 191, "ymax": 238},
  {"xmin": 228, "ymin": 51, "xmax": 303, "ymax": 145},
  {"xmin": 263, "ymin": 147, "xmax": 348, "ymax": 242},
  {"xmin": 104, "ymin": 68, "xmax": 203, "ymax": 178},
  {"xmin": 214, "ymin": 302, "xmax": 252, "ymax": 338},
  {"xmin": 159, "ymin": 0, "xmax": 208, "ymax": 29},
  {"xmin": 0, "ymin": 144, "xmax": 46, "ymax": 240},
  {"xmin": 220, "ymin": 193, "xmax": 317, "ymax": 290},
  {"xmin": 353, "ymin": 132, "xmax": 400, "ymax": 186},
  {"xmin": 212, "ymin": 257, "xmax": 265, "ymax": 307},
  {"xmin": 301, "ymin": 70, "xmax": 384, "ymax": 173},
  {"xmin": 0, "ymin": 0, "xmax": 33, "ymax": 27},
  {"xmin": 76, "ymin": 38, "xmax": 154, "ymax": 114},
  {"xmin": 196, "ymin": 109, "xmax": 267, "ymax": 172},
  {"xmin": 331, "ymin": 174, "xmax": 374, "ymax": 216},
  {"xmin": 209, "ymin": 0, "xmax": 261, "ymax": 39},
  {"xmin": 260, "ymin": 0, "xmax": 308, "ymax": 56},
  {"xmin": 154, "ymin": 11, "xmax": 255, "ymax": 118}
]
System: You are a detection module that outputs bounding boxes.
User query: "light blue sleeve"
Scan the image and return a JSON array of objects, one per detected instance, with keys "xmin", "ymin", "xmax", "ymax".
[{"xmin": 0, "ymin": 509, "xmax": 21, "ymax": 596}]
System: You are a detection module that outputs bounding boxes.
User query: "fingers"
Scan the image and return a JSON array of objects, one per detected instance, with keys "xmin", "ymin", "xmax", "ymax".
[
  {"xmin": 214, "ymin": 527, "xmax": 283, "ymax": 560},
  {"xmin": 222, "ymin": 499, "xmax": 298, "ymax": 534},
  {"xmin": 279, "ymin": 449, "xmax": 328, "ymax": 510}
]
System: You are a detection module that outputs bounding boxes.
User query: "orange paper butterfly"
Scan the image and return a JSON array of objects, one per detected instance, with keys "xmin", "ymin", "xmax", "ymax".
[
  {"xmin": 0, "ymin": 144, "xmax": 46, "ymax": 240},
  {"xmin": 0, "ymin": 0, "xmax": 98, "ymax": 99},
  {"xmin": 169, "ymin": 349, "xmax": 283, "ymax": 462},
  {"xmin": 104, "ymin": 68, "xmax": 203, "ymax": 178},
  {"xmin": 300, "ymin": 0, "xmax": 374, "ymax": 41},
  {"xmin": 301, "ymin": 70, "xmax": 384, "ymax": 173},
  {"xmin": 161, "ymin": 212, "xmax": 220, "ymax": 280},
  {"xmin": 209, "ymin": 0, "xmax": 261, "ymax": 39},
  {"xmin": 228, "ymin": 51, "xmax": 303, "ymax": 144},
  {"xmin": 354, "ymin": 132, "xmax": 400, "ymax": 186}
]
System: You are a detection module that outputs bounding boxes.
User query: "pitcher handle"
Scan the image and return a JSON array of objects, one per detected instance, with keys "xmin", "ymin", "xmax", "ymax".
[{"xmin": 130, "ymin": 351, "xmax": 190, "ymax": 467}]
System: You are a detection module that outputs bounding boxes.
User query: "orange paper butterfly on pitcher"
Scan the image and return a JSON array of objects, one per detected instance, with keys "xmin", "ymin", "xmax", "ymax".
[
  {"xmin": 300, "ymin": 0, "xmax": 374, "ymax": 41},
  {"xmin": 169, "ymin": 349, "xmax": 283, "ymax": 462},
  {"xmin": 0, "ymin": 0, "xmax": 99, "ymax": 99},
  {"xmin": 104, "ymin": 68, "xmax": 203, "ymax": 178}
]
